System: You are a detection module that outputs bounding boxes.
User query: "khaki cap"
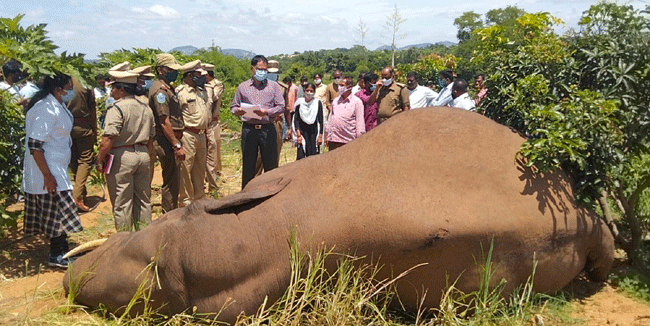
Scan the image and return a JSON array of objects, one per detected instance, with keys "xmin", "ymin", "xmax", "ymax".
[
  {"xmin": 180, "ymin": 59, "xmax": 202, "ymax": 73},
  {"xmin": 268, "ymin": 60, "xmax": 279, "ymax": 73},
  {"xmin": 156, "ymin": 53, "xmax": 182, "ymax": 70},
  {"xmin": 110, "ymin": 61, "xmax": 130, "ymax": 72},
  {"xmin": 130, "ymin": 65, "xmax": 155, "ymax": 77},
  {"xmin": 108, "ymin": 70, "xmax": 139, "ymax": 84},
  {"xmin": 201, "ymin": 63, "xmax": 214, "ymax": 71}
]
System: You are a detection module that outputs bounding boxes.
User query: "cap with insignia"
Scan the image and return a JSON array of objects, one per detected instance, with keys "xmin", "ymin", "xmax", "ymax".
[
  {"xmin": 180, "ymin": 60, "xmax": 202, "ymax": 73},
  {"xmin": 107, "ymin": 70, "xmax": 139, "ymax": 85},
  {"xmin": 110, "ymin": 61, "xmax": 130, "ymax": 72},
  {"xmin": 268, "ymin": 60, "xmax": 279, "ymax": 73},
  {"xmin": 156, "ymin": 53, "xmax": 182, "ymax": 70},
  {"xmin": 130, "ymin": 65, "xmax": 155, "ymax": 77}
]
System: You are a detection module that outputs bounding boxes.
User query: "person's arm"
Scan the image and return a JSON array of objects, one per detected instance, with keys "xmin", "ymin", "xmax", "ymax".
[
  {"xmin": 212, "ymin": 81, "xmax": 224, "ymax": 121},
  {"xmin": 317, "ymin": 101, "xmax": 324, "ymax": 145},
  {"xmin": 401, "ymin": 87, "xmax": 411, "ymax": 111},
  {"xmin": 96, "ymin": 135, "xmax": 115, "ymax": 172},
  {"xmin": 355, "ymin": 100, "xmax": 366, "ymax": 137},
  {"xmin": 160, "ymin": 115, "xmax": 185, "ymax": 161},
  {"xmin": 259, "ymin": 83, "xmax": 285, "ymax": 117},
  {"xmin": 28, "ymin": 138, "xmax": 57, "ymax": 193},
  {"xmin": 88, "ymin": 88, "xmax": 98, "ymax": 139},
  {"xmin": 230, "ymin": 85, "xmax": 246, "ymax": 116},
  {"xmin": 368, "ymin": 81, "xmax": 384, "ymax": 106}
]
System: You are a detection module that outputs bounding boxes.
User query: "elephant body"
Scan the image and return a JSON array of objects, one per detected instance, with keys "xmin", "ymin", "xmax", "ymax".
[{"xmin": 64, "ymin": 108, "xmax": 614, "ymax": 324}]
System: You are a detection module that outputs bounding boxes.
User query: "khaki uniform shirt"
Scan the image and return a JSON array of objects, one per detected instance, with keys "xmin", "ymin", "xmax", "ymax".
[
  {"xmin": 324, "ymin": 83, "xmax": 339, "ymax": 109},
  {"xmin": 205, "ymin": 79, "xmax": 224, "ymax": 119},
  {"xmin": 176, "ymin": 83, "xmax": 210, "ymax": 130},
  {"xmin": 149, "ymin": 79, "xmax": 184, "ymax": 133},
  {"xmin": 104, "ymin": 96, "xmax": 155, "ymax": 148},
  {"xmin": 376, "ymin": 82, "xmax": 410, "ymax": 120},
  {"xmin": 67, "ymin": 77, "xmax": 97, "ymax": 138}
]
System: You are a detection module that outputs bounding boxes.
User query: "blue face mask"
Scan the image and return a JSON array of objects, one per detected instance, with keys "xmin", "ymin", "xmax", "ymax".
[
  {"xmin": 61, "ymin": 89, "xmax": 76, "ymax": 102},
  {"xmin": 143, "ymin": 79, "xmax": 153, "ymax": 90},
  {"xmin": 370, "ymin": 85, "xmax": 377, "ymax": 92},
  {"xmin": 438, "ymin": 78, "xmax": 448, "ymax": 89},
  {"xmin": 255, "ymin": 69, "xmax": 267, "ymax": 82}
]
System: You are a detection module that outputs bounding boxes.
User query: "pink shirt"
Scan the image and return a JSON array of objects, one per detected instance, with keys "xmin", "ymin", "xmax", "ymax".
[{"xmin": 326, "ymin": 94, "xmax": 365, "ymax": 144}]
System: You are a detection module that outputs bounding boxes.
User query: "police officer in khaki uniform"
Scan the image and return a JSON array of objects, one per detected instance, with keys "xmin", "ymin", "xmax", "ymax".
[
  {"xmin": 201, "ymin": 63, "xmax": 224, "ymax": 192},
  {"xmin": 369, "ymin": 66, "xmax": 410, "ymax": 124},
  {"xmin": 97, "ymin": 71, "xmax": 155, "ymax": 231},
  {"xmin": 130, "ymin": 65, "xmax": 157, "ymax": 182},
  {"xmin": 176, "ymin": 60, "xmax": 210, "ymax": 204},
  {"xmin": 149, "ymin": 53, "xmax": 185, "ymax": 213},
  {"xmin": 67, "ymin": 76, "xmax": 96, "ymax": 212}
]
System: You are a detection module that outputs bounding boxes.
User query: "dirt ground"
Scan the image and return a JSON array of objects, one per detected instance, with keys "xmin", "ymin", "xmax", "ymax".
[{"xmin": 1, "ymin": 139, "xmax": 649, "ymax": 325}]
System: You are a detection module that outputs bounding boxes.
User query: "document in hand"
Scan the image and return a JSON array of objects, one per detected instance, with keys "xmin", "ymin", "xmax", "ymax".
[{"xmin": 240, "ymin": 103, "xmax": 263, "ymax": 119}]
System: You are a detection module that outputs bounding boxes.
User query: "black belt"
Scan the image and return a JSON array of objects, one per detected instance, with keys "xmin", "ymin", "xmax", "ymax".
[{"xmin": 243, "ymin": 122, "xmax": 271, "ymax": 130}]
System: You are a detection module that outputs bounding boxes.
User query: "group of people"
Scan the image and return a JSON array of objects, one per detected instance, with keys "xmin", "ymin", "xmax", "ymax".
[{"xmin": 2, "ymin": 54, "xmax": 487, "ymax": 268}]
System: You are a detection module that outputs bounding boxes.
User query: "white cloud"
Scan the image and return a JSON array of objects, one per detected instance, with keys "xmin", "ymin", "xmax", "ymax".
[{"xmin": 150, "ymin": 5, "xmax": 180, "ymax": 17}]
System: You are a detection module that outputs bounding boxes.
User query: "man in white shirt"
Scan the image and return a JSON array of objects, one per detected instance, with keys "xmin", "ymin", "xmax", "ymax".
[
  {"xmin": 351, "ymin": 72, "xmax": 365, "ymax": 95},
  {"xmin": 406, "ymin": 71, "xmax": 438, "ymax": 109},
  {"xmin": 93, "ymin": 74, "xmax": 110, "ymax": 99},
  {"xmin": 432, "ymin": 69, "xmax": 454, "ymax": 107},
  {"xmin": 0, "ymin": 60, "xmax": 28, "ymax": 106},
  {"xmin": 19, "ymin": 78, "xmax": 40, "ymax": 100},
  {"xmin": 450, "ymin": 79, "xmax": 476, "ymax": 111}
]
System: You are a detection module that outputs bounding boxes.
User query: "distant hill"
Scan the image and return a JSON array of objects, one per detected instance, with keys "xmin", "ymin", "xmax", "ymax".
[
  {"xmin": 170, "ymin": 45, "xmax": 199, "ymax": 56},
  {"xmin": 221, "ymin": 48, "xmax": 255, "ymax": 59},
  {"xmin": 374, "ymin": 41, "xmax": 455, "ymax": 51}
]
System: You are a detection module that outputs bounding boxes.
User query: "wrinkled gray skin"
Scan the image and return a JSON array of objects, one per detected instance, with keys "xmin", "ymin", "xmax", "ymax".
[{"xmin": 64, "ymin": 108, "xmax": 615, "ymax": 324}]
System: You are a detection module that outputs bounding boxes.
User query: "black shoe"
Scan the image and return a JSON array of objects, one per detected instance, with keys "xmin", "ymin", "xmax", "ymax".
[{"xmin": 48, "ymin": 254, "xmax": 74, "ymax": 268}]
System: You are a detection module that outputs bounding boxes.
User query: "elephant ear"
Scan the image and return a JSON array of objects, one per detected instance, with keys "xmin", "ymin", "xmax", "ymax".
[{"xmin": 203, "ymin": 177, "xmax": 291, "ymax": 214}]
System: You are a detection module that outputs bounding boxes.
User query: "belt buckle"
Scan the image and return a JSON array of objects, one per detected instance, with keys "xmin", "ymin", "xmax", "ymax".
[{"xmin": 255, "ymin": 124, "xmax": 262, "ymax": 130}]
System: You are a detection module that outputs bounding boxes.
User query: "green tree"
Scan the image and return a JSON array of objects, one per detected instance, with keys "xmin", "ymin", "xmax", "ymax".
[{"xmin": 453, "ymin": 11, "xmax": 483, "ymax": 42}]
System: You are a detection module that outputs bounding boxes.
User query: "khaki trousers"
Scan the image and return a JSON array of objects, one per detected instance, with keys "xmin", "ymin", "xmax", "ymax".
[
  {"xmin": 106, "ymin": 145, "xmax": 152, "ymax": 231},
  {"xmin": 255, "ymin": 119, "xmax": 284, "ymax": 176},
  {"xmin": 179, "ymin": 130, "xmax": 207, "ymax": 203},
  {"xmin": 154, "ymin": 135, "xmax": 181, "ymax": 213},
  {"xmin": 205, "ymin": 121, "xmax": 222, "ymax": 192},
  {"xmin": 70, "ymin": 134, "xmax": 95, "ymax": 200}
]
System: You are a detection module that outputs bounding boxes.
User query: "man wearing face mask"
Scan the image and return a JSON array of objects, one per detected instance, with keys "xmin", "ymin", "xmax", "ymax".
[
  {"xmin": 149, "ymin": 53, "xmax": 185, "ymax": 212},
  {"xmin": 231, "ymin": 55, "xmax": 285, "ymax": 189},
  {"xmin": 313, "ymin": 73, "xmax": 327, "ymax": 105},
  {"xmin": 324, "ymin": 69, "xmax": 342, "ymax": 114},
  {"xmin": 66, "ymin": 76, "xmax": 97, "ymax": 212},
  {"xmin": 432, "ymin": 69, "xmax": 455, "ymax": 107},
  {"xmin": 326, "ymin": 75, "xmax": 365, "ymax": 151},
  {"xmin": 176, "ymin": 60, "xmax": 210, "ymax": 204},
  {"xmin": 368, "ymin": 66, "xmax": 410, "ymax": 124}
]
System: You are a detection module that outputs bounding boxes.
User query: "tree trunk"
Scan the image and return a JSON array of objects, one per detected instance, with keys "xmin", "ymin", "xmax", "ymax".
[
  {"xmin": 598, "ymin": 190, "xmax": 623, "ymax": 247},
  {"xmin": 615, "ymin": 186, "xmax": 643, "ymax": 265}
]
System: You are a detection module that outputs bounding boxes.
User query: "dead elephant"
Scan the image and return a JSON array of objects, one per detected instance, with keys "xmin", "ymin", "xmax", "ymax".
[{"xmin": 63, "ymin": 107, "xmax": 615, "ymax": 323}]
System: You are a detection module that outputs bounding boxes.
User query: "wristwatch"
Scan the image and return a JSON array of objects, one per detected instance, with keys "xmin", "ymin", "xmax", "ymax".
[{"xmin": 174, "ymin": 142, "xmax": 182, "ymax": 150}]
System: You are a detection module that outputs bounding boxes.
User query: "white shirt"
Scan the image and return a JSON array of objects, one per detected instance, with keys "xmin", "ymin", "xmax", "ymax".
[
  {"xmin": 450, "ymin": 93, "xmax": 476, "ymax": 111},
  {"xmin": 19, "ymin": 81, "xmax": 40, "ymax": 100},
  {"xmin": 94, "ymin": 87, "xmax": 108, "ymax": 99},
  {"xmin": 23, "ymin": 94, "xmax": 74, "ymax": 194},
  {"xmin": 351, "ymin": 84, "xmax": 361, "ymax": 96},
  {"xmin": 432, "ymin": 83, "xmax": 454, "ymax": 107},
  {"xmin": 0, "ymin": 81, "xmax": 20, "ymax": 98},
  {"xmin": 408, "ymin": 85, "xmax": 439, "ymax": 109}
]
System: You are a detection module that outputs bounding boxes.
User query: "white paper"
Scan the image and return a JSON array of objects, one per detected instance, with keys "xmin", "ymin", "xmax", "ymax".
[{"xmin": 239, "ymin": 103, "xmax": 262, "ymax": 119}]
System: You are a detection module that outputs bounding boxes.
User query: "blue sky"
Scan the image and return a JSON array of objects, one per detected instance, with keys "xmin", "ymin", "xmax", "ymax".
[{"xmin": 1, "ymin": 0, "xmax": 646, "ymax": 59}]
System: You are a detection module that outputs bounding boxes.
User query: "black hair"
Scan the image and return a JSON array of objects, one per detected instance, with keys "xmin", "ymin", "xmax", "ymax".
[
  {"xmin": 2, "ymin": 59, "xmax": 21, "ymax": 77},
  {"xmin": 474, "ymin": 73, "xmax": 485, "ymax": 80},
  {"xmin": 440, "ymin": 69, "xmax": 454, "ymax": 81},
  {"xmin": 363, "ymin": 73, "xmax": 379, "ymax": 84},
  {"xmin": 207, "ymin": 70, "xmax": 214, "ymax": 78},
  {"xmin": 407, "ymin": 71, "xmax": 418, "ymax": 79},
  {"xmin": 300, "ymin": 76, "xmax": 308, "ymax": 82},
  {"xmin": 27, "ymin": 72, "xmax": 71, "ymax": 111},
  {"xmin": 250, "ymin": 55, "xmax": 268, "ymax": 67},
  {"xmin": 358, "ymin": 72, "xmax": 366, "ymax": 79},
  {"xmin": 304, "ymin": 83, "xmax": 316, "ymax": 92},
  {"xmin": 182, "ymin": 71, "xmax": 193, "ymax": 79},
  {"xmin": 112, "ymin": 82, "xmax": 147, "ymax": 96},
  {"xmin": 313, "ymin": 73, "xmax": 322, "ymax": 79},
  {"xmin": 95, "ymin": 74, "xmax": 107, "ymax": 81},
  {"xmin": 452, "ymin": 79, "xmax": 468, "ymax": 93},
  {"xmin": 282, "ymin": 76, "xmax": 292, "ymax": 83}
]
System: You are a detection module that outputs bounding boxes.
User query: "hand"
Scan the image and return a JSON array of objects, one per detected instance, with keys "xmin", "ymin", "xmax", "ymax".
[
  {"xmin": 43, "ymin": 173, "xmax": 57, "ymax": 193},
  {"xmin": 97, "ymin": 163, "xmax": 104, "ymax": 173},
  {"xmin": 296, "ymin": 130, "xmax": 302, "ymax": 143},
  {"xmin": 174, "ymin": 147, "xmax": 186, "ymax": 161},
  {"xmin": 286, "ymin": 129, "xmax": 292, "ymax": 140},
  {"xmin": 375, "ymin": 80, "xmax": 383, "ymax": 89},
  {"xmin": 317, "ymin": 134, "xmax": 323, "ymax": 146},
  {"xmin": 234, "ymin": 109, "xmax": 246, "ymax": 116},
  {"xmin": 253, "ymin": 108, "xmax": 269, "ymax": 117}
]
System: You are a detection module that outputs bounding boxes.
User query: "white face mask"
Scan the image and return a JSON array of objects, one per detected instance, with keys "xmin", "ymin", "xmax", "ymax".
[
  {"xmin": 338, "ymin": 86, "xmax": 348, "ymax": 95},
  {"xmin": 382, "ymin": 78, "xmax": 393, "ymax": 87},
  {"xmin": 314, "ymin": 78, "xmax": 322, "ymax": 85},
  {"xmin": 334, "ymin": 78, "xmax": 341, "ymax": 84}
]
